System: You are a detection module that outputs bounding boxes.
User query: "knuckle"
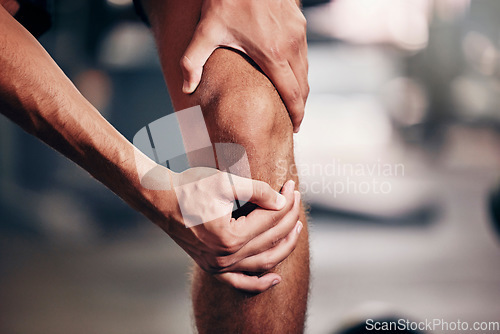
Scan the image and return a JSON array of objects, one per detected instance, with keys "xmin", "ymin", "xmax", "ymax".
[
  {"xmin": 292, "ymin": 12, "xmax": 307, "ymax": 34},
  {"xmin": 218, "ymin": 172, "xmax": 234, "ymax": 198},
  {"xmin": 288, "ymin": 87, "xmax": 302, "ymax": 105},
  {"xmin": 288, "ymin": 37, "xmax": 301, "ymax": 53},
  {"xmin": 265, "ymin": 43, "xmax": 284, "ymax": 62},
  {"xmin": 271, "ymin": 235, "xmax": 281, "ymax": 248},
  {"xmin": 294, "ymin": 7, "xmax": 306, "ymax": 22},
  {"xmin": 214, "ymin": 255, "xmax": 232, "ymax": 269},
  {"xmin": 230, "ymin": 279, "xmax": 243, "ymax": 290},
  {"xmin": 270, "ymin": 211, "xmax": 281, "ymax": 227},
  {"xmin": 291, "ymin": 29, "xmax": 305, "ymax": 48},
  {"xmin": 262, "ymin": 259, "xmax": 276, "ymax": 271},
  {"xmin": 196, "ymin": 22, "xmax": 211, "ymax": 38},
  {"xmin": 270, "ymin": 229, "xmax": 283, "ymax": 246},
  {"xmin": 254, "ymin": 181, "xmax": 265, "ymax": 201},
  {"xmin": 179, "ymin": 56, "xmax": 191, "ymax": 71},
  {"xmin": 260, "ymin": 182, "xmax": 272, "ymax": 200},
  {"xmin": 219, "ymin": 236, "xmax": 241, "ymax": 254},
  {"xmin": 294, "ymin": 9, "xmax": 307, "ymax": 27}
]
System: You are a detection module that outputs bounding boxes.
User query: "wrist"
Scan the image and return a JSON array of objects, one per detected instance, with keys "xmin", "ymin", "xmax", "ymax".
[
  {"xmin": 132, "ymin": 155, "xmax": 180, "ymax": 231},
  {"xmin": 140, "ymin": 183, "xmax": 180, "ymax": 234}
]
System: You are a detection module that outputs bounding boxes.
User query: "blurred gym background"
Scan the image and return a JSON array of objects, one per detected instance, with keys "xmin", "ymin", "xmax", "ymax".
[{"xmin": 0, "ymin": 0, "xmax": 499, "ymax": 333}]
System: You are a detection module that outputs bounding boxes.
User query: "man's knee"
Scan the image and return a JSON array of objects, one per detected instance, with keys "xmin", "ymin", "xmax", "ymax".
[{"xmin": 195, "ymin": 49, "xmax": 293, "ymax": 157}]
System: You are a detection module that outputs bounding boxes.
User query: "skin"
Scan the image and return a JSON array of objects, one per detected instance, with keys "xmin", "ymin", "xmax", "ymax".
[
  {"xmin": 143, "ymin": 0, "xmax": 310, "ymax": 332},
  {"xmin": 0, "ymin": 1, "xmax": 302, "ymax": 294},
  {"xmin": 1, "ymin": 0, "xmax": 17, "ymax": 15},
  {"xmin": 179, "ymin": 0, "xmax": 309, "ymax": 133}
]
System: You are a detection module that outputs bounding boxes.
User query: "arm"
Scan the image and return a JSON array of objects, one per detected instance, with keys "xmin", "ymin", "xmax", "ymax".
[
  {"xmin": 0, "ymin": 5, "xmax": 155, "ymax": 214},
  {"xmin": 0, "ymin": 5, "xmax": 301, "ymax": 292}
]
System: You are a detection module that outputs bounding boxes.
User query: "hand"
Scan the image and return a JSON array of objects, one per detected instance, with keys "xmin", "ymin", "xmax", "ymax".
[
  {"xmin": 180, "ymin": 0, "xmax": 309, "ymax": 133},
  {"xmin": 145, "ymin": 166, "xmax": 302, "ymax": 293}
]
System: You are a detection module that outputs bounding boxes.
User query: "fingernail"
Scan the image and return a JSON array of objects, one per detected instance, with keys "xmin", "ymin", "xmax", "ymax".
[
  {"xmin": 285, "ymin": 180, "xmax": 295, "ymax": 192},
  {"xmin": 297, "ymin": 221, "xmax": 303, "ymax": 234},
  {"xmin": 272, "ymin": 279, "xmax": 280, "ymax": 286},
  {"xmin": 276, "ymin": 193, "xmax": 286, "ymax": 209}
]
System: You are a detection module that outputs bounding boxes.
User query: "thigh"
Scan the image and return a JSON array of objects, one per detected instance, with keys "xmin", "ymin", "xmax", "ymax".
[{"xmin": 142, "ymin": 0, "xmax": 204, "ymax": 111}]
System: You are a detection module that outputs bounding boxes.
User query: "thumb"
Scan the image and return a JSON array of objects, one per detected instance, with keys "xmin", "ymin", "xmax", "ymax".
[
  {"xmin": 232, "ymin": 176, "xmax": 290, "ymax": 211},
  {"xmin": 180, "ymin": 24, "xmax": 218, "ymax": 94}
]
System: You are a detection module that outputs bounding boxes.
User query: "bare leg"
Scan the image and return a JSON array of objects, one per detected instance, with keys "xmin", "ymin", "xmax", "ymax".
[{"xmin": 143, "ymin": 1, "xmax": 309, "ymax": 332}]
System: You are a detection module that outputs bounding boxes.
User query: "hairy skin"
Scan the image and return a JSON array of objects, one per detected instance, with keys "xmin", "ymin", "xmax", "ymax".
[
  {"xmin": 192, "ymin": 49, "xmax": 310, "ymax": 334},
  {"xmin": 143, "ymin": 0, "xmax": 310, "ymax": 332}
]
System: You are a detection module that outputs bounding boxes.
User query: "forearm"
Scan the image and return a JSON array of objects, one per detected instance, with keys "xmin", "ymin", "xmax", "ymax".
[{"xmin": 0, "ymin": 6, "xmax": 170, "ymax": 223}]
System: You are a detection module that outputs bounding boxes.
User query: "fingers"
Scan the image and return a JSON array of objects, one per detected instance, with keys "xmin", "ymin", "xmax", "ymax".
[
  {"xmin": 231, "ymin": 176, "xmax": 292, "ymax": 211},
  {"xmin": 224, "ymin": 220, "xmax": 303, "ymax": 273},
  {"xmin": 226, "ymin": 190, "xmax": 301, "ymax": 266},
  {"xmin": 214, "ymin": 272, "xmax": 282, "ymax": 294},
  {"xmin": 198, "ymin": 180, "xmax": 298, "ymax": 271},
  {"xmin": 180, "ymin": 23, "xmax": 218, "ymax": 94},
  {"xmin": 212, "ymin": 191, "xmax": 303, "ymax": 292},
  {"xmin": 289, "ymin": 45, "xmax": 309, "ymax": 112},
  {"xmin": 258, "ymin": 59, "xmax": 305, "ymax": 133},
  {"xmin": 232, "ymin": 180, "xmax": 297, "ymax": 242},
  {"xmin": 282, "ymin": 29, "xmax": 309, "ymax": 133}
]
